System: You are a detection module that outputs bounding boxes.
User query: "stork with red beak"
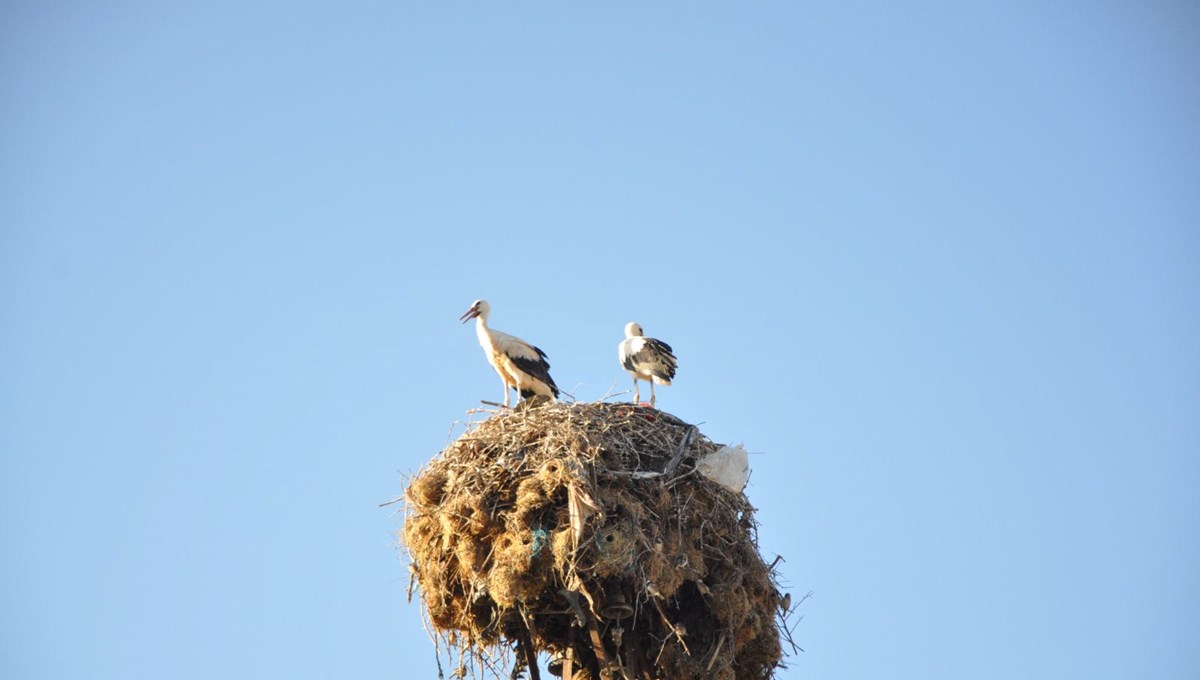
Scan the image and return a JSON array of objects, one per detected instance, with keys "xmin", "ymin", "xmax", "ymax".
[{"xmin": 460, "ymin": 299, "xmax": 559, "ymax": 407}]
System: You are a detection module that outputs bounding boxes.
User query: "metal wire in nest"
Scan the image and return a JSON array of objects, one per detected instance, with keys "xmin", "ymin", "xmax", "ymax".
[{"xmin": 401, "ymin": 401, "xmax": 794, "ymax": 680}]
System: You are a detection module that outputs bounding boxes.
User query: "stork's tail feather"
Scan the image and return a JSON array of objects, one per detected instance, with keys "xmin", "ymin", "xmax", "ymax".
[{"xmin": 520, "ymin": 386, "xmax": 559, "ymax": 400}]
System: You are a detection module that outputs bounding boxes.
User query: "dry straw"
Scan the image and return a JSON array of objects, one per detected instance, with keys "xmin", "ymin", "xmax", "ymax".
[{"xmin": 401, "ymin": 400, "xmax": 791, "ymax": 680}]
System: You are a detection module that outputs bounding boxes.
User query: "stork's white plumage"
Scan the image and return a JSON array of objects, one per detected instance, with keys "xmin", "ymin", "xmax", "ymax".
[
  {"xmin": 460, "ymin": 299, "xmax": 559, "ymax": 407},
  {"xmin": 618, "ymin": 322, "xmax": 677, "ymax": 407}
]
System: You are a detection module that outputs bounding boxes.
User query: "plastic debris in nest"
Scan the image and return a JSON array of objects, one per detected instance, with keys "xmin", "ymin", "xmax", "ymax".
[
  {"xmin": 400, "ymin": 401, "xmax": 792, "ymax": 680},
  {"xmin": 696, "ymin": 444, "xmax": 751, "ymax": 494}
]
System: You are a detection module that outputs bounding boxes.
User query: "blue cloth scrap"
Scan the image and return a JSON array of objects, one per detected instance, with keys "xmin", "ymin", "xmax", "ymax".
[{"xmin": 529, "ymin": 528, "xmax": 549, "ymax": 559}]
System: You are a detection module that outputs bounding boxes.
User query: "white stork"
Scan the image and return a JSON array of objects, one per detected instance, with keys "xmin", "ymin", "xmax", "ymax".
[
  {"xmin": 460, "ymin": 299, "xmax": 559, "ymax": 407},
  {"xmin": 618, "ymin": 322, "xmax": 677, "ymax": 407}
]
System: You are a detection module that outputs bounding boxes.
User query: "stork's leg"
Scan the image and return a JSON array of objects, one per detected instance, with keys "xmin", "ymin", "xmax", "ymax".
[
  {"xmin": 503, "ymin": 382, "xmax": 512, "ymax": 408},
  {"xmin": 649, "ymin": 382, "xmax": 657, "ymax": 408},
  {"xmin": 632, "ymin": 378, "xmax": 640, "ymax": 404}
]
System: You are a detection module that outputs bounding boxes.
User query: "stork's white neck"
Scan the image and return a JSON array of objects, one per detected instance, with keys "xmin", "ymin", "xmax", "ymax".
[{"xmin": 474, "ymin": 315, "xmax": 492, "ymax": 348}]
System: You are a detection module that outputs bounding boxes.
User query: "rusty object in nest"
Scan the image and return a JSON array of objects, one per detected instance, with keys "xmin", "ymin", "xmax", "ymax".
[
  {"xmin": 599, "ymin": 592, "xmax": 633, "ymax": 621},
  {"xmin": 400, "ymin": 401, "xmax": 788, "ymax": 679}
]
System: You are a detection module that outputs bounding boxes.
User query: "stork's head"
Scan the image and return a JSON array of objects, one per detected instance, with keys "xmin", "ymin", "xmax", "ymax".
[
  {"xmin": 624, "ymin": 322, "xmax": 644, "ymax": 338},
  {"xmin": 460, "ymin": 299, "xmax": 490, "ymax": 323}
]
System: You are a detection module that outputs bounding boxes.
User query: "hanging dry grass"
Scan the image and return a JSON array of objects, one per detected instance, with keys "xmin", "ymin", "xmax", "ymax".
[{"xmin": 400, "ymin": 400, "xmax": 791, "ymax": 680}]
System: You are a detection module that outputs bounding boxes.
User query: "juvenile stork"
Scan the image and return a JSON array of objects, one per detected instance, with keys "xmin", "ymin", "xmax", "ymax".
[
  {"xmin": 460, "ymin": 299, "xmax": 559, "ymax": 407},
  {"xmin": 618, "ymin": 322, "xmax": 677, "ymax": 407}
]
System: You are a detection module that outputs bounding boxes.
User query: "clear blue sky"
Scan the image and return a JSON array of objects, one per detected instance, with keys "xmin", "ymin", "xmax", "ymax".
[{"xmin": 3, "ymin": 2, "xmax": 1197, "ymax": 678}]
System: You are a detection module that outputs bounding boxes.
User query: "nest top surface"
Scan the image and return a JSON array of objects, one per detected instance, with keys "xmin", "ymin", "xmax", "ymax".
[{"xmin": 431, "ymin": 400, "xmax": 725, "ymax": 491}]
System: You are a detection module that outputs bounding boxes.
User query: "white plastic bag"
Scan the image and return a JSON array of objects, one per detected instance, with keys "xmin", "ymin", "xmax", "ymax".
[{"xmin": 696, "ymin": 444, "xmax": 750, "ymax": 494}]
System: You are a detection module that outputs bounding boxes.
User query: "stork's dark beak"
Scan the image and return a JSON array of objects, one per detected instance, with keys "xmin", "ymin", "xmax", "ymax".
[{"xmin": 459, "ymin": 307, "xmax": 479, "ymax": 323}]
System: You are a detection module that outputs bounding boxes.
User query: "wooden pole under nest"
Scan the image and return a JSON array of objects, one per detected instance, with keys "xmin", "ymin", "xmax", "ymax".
[{"xmin": 517, "ymin": 627, "xmax": 541, "ymax": 680}]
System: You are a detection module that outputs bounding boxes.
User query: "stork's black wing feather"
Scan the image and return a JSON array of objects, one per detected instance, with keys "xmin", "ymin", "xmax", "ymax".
[
  {"xmin": 645, "ymin": 338, "xmax": 674, "ymax": 357},
  {"xmin": 511, "ymin": 347, "xmax": 559, "ymax": 398},
  {"xmin": 631, "ymin": 337, "xmax": 677, "ymax": 381}
]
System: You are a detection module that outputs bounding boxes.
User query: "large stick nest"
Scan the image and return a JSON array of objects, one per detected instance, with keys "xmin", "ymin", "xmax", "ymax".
[{"xmin": 402, "ymin": 401, "xmax": 787, "ymax": 680}]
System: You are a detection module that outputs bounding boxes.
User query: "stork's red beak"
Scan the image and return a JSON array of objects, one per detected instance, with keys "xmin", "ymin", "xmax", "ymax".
[{"xmin": 459, "ymin": 307, "xmax": 479, "ymax": 323}]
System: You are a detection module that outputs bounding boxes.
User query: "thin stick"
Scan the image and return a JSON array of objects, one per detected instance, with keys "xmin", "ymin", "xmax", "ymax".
[
  {"xmin": 559, "ymin": 589, "xmax": 588, "ymax": 628},
  {"xmin": 705, "ymin": 632, "xmax": 726, "ymax": 671},
  {"xmin": 778, "ymin": 590, "xmax": 812, "ymax": 654},
  {"xmin": 405, "ymin": 564, "xmax": 417, "ymax": 602},
  {"xmin": 662, "ymin": 425, "xmax": 697, "ymax": 478},
  {"xmin": 597, "ymin": 378, "xmax": 629, "ymax": 402},
  {"xmin": 645, "ymin": 588, "xmax": 690, "ymax": 656}
]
